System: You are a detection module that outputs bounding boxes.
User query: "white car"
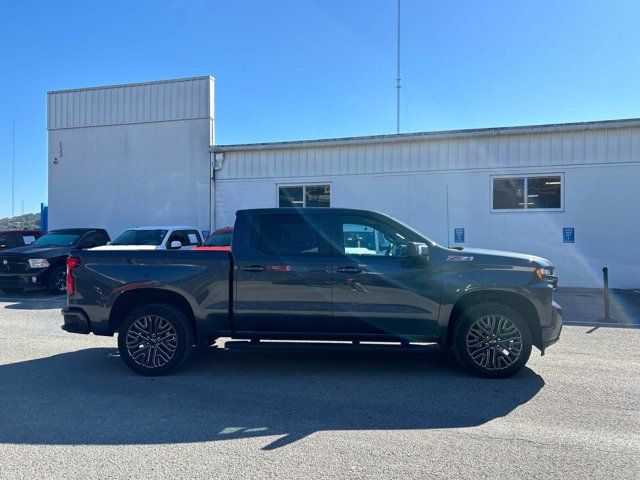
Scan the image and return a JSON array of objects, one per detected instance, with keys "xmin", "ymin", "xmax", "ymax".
[{"xmin": 90, "ymin": 226, "xmax": 203, "ymax": 251}]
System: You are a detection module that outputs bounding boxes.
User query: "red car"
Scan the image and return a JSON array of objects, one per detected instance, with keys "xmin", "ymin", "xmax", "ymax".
[
  {"xmin": 194, "ymin": 226, "xmax": 233, "ymax": 251},
  {"xmin": 0, "ymin": 230, "xmax": 44, "ymax": 250}
]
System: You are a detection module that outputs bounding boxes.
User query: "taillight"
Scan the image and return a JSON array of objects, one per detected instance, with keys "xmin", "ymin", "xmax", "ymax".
[{"xmin": 66, "ymin": 256, "xmax": 80, "ymax": 295}]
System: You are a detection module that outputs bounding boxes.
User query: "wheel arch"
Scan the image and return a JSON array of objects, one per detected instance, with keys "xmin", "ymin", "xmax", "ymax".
[
  {"xmin": 445, "ymin": 290, "xmax": 542, "ymax": 350},
  {"xmin": 108, "ymin": 288, "xmax": 197, "ymax": 340}
]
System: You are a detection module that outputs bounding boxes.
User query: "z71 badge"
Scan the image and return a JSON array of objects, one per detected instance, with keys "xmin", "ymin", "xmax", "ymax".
[{"xmin": 447, "ymin": 255, "xmax": 474, "ymax": 262}]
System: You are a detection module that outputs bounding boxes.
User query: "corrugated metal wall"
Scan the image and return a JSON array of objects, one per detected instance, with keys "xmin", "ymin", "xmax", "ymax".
[
  {"xmin": 214, "ymin": 122, "xmax": 640, "ymax": 288},
  {"xmin": 48, "ymin": 76, "xmax": 214, "ymax": 130},
  {"xmin": 218, "ymin": 126, "xmax": 640, "ymax": 180},
  {"xmin": 214, "ymin": 162, "xmax": 640, "ymax": 288},
  {"xmin": 47, "ymin": 76, "xmax": 214, "ymax": 237}
]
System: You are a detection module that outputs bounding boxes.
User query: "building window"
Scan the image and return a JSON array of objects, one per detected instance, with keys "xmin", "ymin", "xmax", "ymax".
[
  {"xmin": 492, "ymin": 175, "xmax": 562, "ymax": 211},
  {"xmin": 493, "ymin": 178, "xmax": 525, "ymax": 210},
  {"xmin": 278, "ymin": 184, "xmax": 330, "ymax": 208}
]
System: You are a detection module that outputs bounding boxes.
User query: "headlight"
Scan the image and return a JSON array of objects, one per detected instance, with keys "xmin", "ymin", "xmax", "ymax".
[
  {"xmin": 535, "ymin": 267, "xmax": 552, "ymax": 279},
  {"xmin": 28, "ymin": 258, "xmax": 50, "ymax": 269},
  {"xmin": 535, "ymin": 267, "xmax": 557, "ymax": 286}
]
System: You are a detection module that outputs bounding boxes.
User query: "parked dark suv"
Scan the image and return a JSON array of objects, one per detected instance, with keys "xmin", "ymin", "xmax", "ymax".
[
  {"xmin": 0, "ymin": 228, "xmax": 110, "ymax": 295},
  {"xmin": 0, "ymin": 230, "xmax": 44, "ymax": 250}
]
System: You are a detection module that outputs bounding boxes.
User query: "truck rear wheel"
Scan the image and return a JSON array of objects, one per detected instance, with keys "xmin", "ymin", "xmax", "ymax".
[
  {"xmin": 117, "ymin": 303, "xmax": 194, "ymax": 376},
  {"xmin": 453, "ymin": 303, "xmax": 532, "ymax": 378}
]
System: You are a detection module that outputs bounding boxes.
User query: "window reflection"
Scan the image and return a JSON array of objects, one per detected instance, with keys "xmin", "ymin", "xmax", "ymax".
[
  {"xmin": 527, "ymin": 176, "xmax": 561, "ymax": 209},
  {"xmin": 493, "ymin": 178, "xmax": 525, "ymax": 209}
]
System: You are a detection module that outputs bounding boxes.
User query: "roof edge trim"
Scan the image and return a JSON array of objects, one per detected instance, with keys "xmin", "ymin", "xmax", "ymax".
[{"xmin": 212, "ymin": 117, "xmax": 640, "ymax": 153}]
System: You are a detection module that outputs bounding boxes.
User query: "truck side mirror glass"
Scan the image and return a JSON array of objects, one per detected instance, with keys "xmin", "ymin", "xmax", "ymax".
[
  {"xmin": 407, "ymin": 242, "xmax": 429, "ymax": 257},
  {"xmin": 169, "ymin": 240, "xmax": 182, "ymax": 249}
]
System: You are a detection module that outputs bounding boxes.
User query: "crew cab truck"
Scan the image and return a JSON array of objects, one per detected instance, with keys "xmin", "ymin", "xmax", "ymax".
[{"xmin": 62, "ymin": 208, "xmax": 563, "ymax": 378}]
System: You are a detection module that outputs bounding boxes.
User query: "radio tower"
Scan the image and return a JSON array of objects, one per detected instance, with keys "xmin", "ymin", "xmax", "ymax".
[{"xmin": 396, "ymin": 0, "xmax": 401, "ymax": 134}]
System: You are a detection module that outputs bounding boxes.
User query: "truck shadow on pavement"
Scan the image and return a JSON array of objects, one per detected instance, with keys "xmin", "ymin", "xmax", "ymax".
[
  {"xmin": 1, "ymin": 292, "xmax": 66, "ymax": 311},
  {"xmin": 0, "ymin": 344, "xmax": 544, "ymax": 450}
]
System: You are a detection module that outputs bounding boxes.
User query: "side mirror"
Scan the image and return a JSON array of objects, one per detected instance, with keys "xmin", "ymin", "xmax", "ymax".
[
  {"xmin": 169, "ymin": 240, "xmax": 182, "ymax": 249},
  {"xmin": 407, "ymin": 242, "xmax": 429, "ymax": 258}
]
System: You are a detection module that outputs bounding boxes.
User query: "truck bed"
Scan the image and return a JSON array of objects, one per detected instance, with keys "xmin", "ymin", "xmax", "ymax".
[{"xmin": 67, "ymin": 249, "xmax": 231, "ymax": 337}]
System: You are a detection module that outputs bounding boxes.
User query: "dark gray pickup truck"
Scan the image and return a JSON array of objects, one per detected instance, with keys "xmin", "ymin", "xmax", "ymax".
[{"xmin": 62, "ymin": 208, "xmax": 563, "ymax": 377}]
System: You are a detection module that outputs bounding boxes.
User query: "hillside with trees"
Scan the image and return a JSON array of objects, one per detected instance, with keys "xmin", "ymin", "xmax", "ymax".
[{"xmin": 0, "ymin": 212, "xmax": 41, "ymax": 230}]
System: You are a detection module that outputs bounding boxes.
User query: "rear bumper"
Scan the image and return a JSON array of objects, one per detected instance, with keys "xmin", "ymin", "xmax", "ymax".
[
  {"xmin": 541, "ymin": 300, "xmax": 563, "ymax": 352},
  {"xmin": 61, "ymin": 307, "xmax": 91, "ymax": 334}
]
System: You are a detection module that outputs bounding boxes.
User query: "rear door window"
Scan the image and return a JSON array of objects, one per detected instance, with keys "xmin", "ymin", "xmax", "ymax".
[
  {"xmin": 185, "ymin": 230, "xmax": 202, "ymax": 246},
  {"xmin": 96, "ymin": 231, "xmax": 110, "ymax": 246},
  {"xmin": 21, "ymin": 235, "xmax": 37, "ymax": 246},
  {"xmin": 79, "ymin": 231, "xmax": 107, "ymax": 249},
  {"xmin": 252, "ymin": 214, "xmax": 328, "ymax": 255},
  {"xmin": 167, "ymin": 230, "xmax": 197, "ymax": 247},
  {"xmin": 168, "ymin": 231, "xmax": 185, "ymax": 246}
]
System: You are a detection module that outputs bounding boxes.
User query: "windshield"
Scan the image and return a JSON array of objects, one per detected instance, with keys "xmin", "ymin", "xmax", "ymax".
[
  {"xmin": 32, "ymin": 232, "xmax": 82, "ymax": 247},
  {"xmin": 204, "ymin": 231, "xmax": 233, "ymax": 247},
  {"xmin": 385, "ymin": 214, "xmax": 435, "ymax": 245},
  {"xmin": 112, "ymin": 229, "xmax": 169, "ymax": 246}
]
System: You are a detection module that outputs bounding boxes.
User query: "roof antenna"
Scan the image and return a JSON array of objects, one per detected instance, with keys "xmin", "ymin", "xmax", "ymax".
[{"xmin": 396, "ymin": 0, "xmax": 401, "ymax": 134}]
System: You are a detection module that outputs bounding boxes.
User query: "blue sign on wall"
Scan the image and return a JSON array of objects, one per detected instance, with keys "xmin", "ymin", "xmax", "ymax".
[
  {"xmin": 454, "ymin": 228, "xmax": 465, "ymax": 243},
  {"xmin": 202, "ymin": 230, "xmax": 210, "ymax": 240},
  {"xmin": 40, "ymin": 203, "xmax": 48, "ymax": 233},
  {"xmin": 563, "ymin": 227, "xmax": 575, "ymax": 243}
]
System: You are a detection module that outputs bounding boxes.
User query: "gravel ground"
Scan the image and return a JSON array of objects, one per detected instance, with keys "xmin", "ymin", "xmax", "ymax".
[{"xmin": 0, "ymin": 293, "xmax": 638, "ymax": 479}]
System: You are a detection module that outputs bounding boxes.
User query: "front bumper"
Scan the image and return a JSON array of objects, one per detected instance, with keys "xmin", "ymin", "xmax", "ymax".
[
  {"xmin": 0, "ymin": 271, "xmax": 48, "ymax": 290},
  {"xmin": 61, "ymin": 307, "xmax": 91, "ymax": 334},
  {"xmin": 541, "ymin": 300, "xmax": 563, "ymax": 352}
]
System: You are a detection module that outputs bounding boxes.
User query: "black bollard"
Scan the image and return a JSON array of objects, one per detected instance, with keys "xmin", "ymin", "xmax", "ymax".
[
  {"xmin": 603, "ymin": 267, "xmax": 610, "ymax": 321},
  {"xmin": 599, "ymin": 267, "xmax": 616, "ymax": 323}
]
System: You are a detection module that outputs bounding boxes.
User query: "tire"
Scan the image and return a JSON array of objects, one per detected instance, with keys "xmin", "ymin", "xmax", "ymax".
[
  {"xmin": 117, "ymin": 303, "xmax": 194, "ymax": 376},
  {"xmin": 1, "ymin": 288, "xmax": 24, "ymax": 294},
  {"xmin": 453, "ymin": 303, "xmax": 532, "ymax": 378},
  {"xmin": 48, "ymin": 266, "xmax": 67, "ymax": 295}
]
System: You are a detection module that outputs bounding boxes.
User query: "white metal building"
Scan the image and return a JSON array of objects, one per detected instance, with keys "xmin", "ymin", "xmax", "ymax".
[
  {"xmin": 48, "ymin": 76, "xmax": 214, "ymax": 236},
  {"xmin": 48, "ymin": 76, "xmax": 640, "ymax": 288}
]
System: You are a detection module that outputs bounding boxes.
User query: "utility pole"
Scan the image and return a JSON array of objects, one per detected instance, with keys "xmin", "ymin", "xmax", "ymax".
[
  {"xmin": 396, "ymin": 0, "xmax": 401, "ymax": 134},
  {"xmin": 12, "ymin": 118, "xmax": 15, "ymax": 217}
]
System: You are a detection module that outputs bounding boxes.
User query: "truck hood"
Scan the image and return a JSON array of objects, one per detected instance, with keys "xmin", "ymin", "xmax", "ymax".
[
  {"xmin": 0, "ymin": 244, "xmax": 72, "ymax": 259},
  {"xmin": 447, "ymin": 247, "xmax": 553, "ymax": 268}
]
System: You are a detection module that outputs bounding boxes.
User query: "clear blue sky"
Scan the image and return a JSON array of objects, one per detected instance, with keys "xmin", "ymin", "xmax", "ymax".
[{"xmin": 1, "ymin": 0, "xmax": 639, "ymax": 218}]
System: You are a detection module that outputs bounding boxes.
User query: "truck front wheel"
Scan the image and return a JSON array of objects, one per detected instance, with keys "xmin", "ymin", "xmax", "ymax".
[
  {"xmin": 118, "ymin": 303, "xmax": 194, "ymax": 376},
  {"xmin": 453, "ymin": 303, "xmax": 532, "ymax": 378},
  {"xmin": 48, "ymin": 266, "xmax": 67, "ymax": 295}
]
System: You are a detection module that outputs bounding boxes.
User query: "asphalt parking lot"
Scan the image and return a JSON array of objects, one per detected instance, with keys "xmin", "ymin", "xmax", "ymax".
[{"xmin": 0, "ymin": 291, "xmax": 639, "ymax": 479}]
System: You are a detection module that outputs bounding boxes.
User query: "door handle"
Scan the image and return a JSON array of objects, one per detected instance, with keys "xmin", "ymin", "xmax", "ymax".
[
  {"xmin": 336, "ymin": 266, "xmax": 363, "ymax": 274},
  {"xmin": 241, "ymin": 265, "xmax": 267, "ymax": 272}
]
